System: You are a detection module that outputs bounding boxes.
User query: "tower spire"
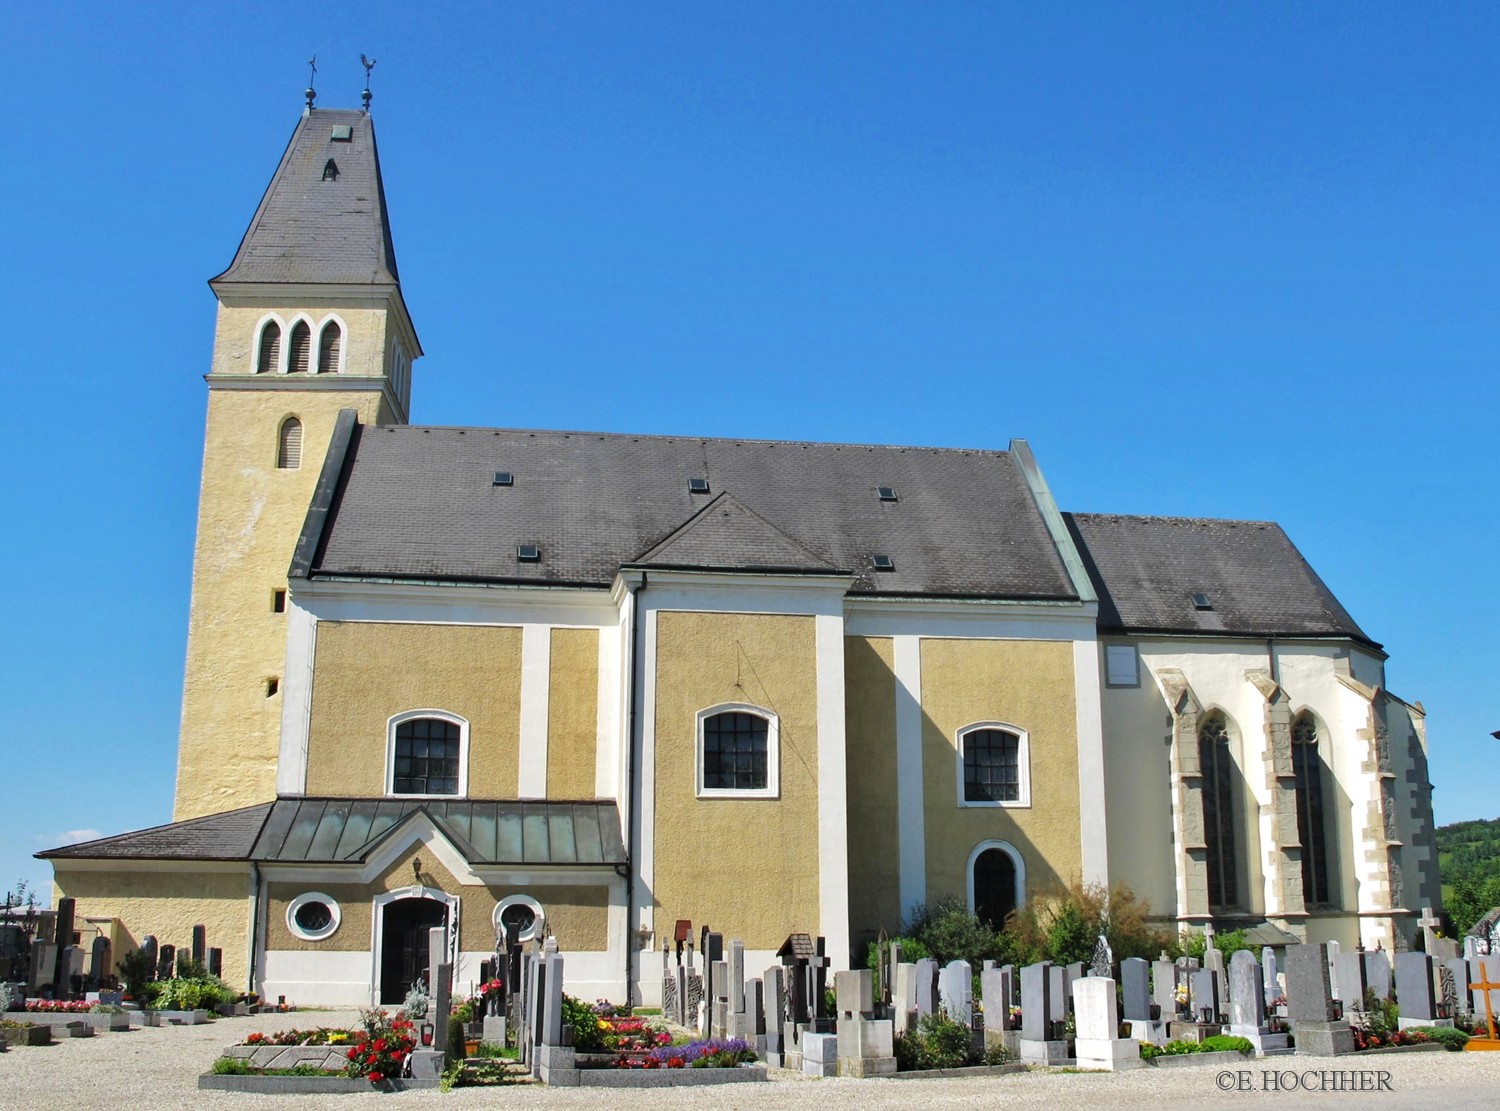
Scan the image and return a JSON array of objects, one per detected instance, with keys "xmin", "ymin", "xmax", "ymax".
[
  {"xmin": 305, "ymin": 55, "xmax": 317, "ymax": 110},
  {"xmin": 360, "ymin": 54, "xmax": 376, "ymax": 112}
]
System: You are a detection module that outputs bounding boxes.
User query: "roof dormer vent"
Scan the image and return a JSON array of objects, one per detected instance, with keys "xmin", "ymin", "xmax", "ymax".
[
  {"xmin": 688, "ymin": 477, "xmax": 710, "ymax": 494},
  {"xmin": 493, "ymin": 471, "xmax": 514, "ymax": 487},
  {"xmin": 877, "ymin": 486, "xmax": 898, "ymax": 502},
  {"xmin": 871, "ymin": 554, "xmax": 895, "ymax": 571},
  {"xmin": 331, "ymin": 125, "xmax": 353, "ymax": 142},
  {"xmin": 1192, "ymin": 592, "xmax": 1214, "ymax": 610},
  {"xmin": 517, "ymin": 544, "xmax": 541, "ymax": 563}
]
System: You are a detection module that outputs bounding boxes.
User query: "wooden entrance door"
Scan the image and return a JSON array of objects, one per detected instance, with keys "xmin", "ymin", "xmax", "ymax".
[{"xmin": 379, "ymin": 897, "xmax": 448, "ymax": 1004}]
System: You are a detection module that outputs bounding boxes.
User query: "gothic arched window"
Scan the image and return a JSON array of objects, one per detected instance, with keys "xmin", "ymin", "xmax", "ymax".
[
  {"xmin": 1292, "ymin": 712, "xmax": 1335, "ymax": 906},
  {"xmin": 256, "ymin": 320, "xmax": 281, "ymax": 374},
  {"xmin": 317, "ymin": 321, "xmax": 342, "ymax": 373},
  {"xmin": 1199, "ymin": 711, "xmax": 1239, "ymax": 910},
  {"xmin": 288, "ymin": 321, "xmax": 312, "ymax": 373},
  {"xmin": 276, "ymin": 417, "xmax": 302, "ymax": 470}
]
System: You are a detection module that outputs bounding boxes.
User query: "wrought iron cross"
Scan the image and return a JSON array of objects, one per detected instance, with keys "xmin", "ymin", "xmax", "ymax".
[
  {"xmin": 361, "ymin": 53, "xmax": 377, "ymax": 110},
  {"xmin": 305, "ymin": 55, "xmax": 317, "ymax": 109}
]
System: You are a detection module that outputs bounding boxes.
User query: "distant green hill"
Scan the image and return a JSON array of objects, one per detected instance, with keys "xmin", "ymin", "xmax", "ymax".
[{"xmin": 1437, "ymin": 815, "xmax": 1500, "ymax": 936}]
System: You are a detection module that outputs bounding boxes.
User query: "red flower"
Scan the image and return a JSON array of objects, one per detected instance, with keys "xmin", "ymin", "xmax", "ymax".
[
  {"xmin": 346, "ymin": 1047, "xmax": 359, "ymax": 1060},
  {"xmin": 368, "ymin": 1072, "xmax": 383, "ymax": 1083},
  {"xmin": 667, "ymin": 1056, "xmax": 686, "ymax": 1069}
]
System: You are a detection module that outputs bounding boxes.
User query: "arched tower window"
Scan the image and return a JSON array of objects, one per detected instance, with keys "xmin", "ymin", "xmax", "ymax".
[
  {"xmin": 256, "ymin": 321, "xmax": 281, "ymax": 374},
  {"xmin": 276, "ymin": 417, "xmax": 303, "ymax": 470},
  {"xmin": 1292, "ymin": 712, "xmax": 1335, "ymax": 906},
  {"xmin": 1198, "ymin": 711, "xmax": 1240, "ymax": 910},
  {"xmin": 695, "ymin": 705, "xmax": 779, "ymax": 798},
  {"xmin": 289, "ymin": 321, "xmax": 312, "ymax": 373},
  {"xmin": 317, "ymin": 321, "xmax": 342, "ymax": 374},
  {"xmin": 387, "ymin": 713, "xmax": 466, "ymax": 796}
]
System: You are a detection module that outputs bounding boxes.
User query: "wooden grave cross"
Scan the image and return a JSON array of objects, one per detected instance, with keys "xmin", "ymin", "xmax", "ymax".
[{"xmin": 1466, "ymin": 967, "xmax": 1500, "ymax": 1051}]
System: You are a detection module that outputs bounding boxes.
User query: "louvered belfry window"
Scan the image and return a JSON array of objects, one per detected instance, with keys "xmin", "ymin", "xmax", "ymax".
[
  {"xmin": 257, "ymin": 321, "xmax": 281, "ymax": 374},
  {"xmin": 277, "ymin": 417, "xmax": 303, "ymax": 470},
  {"xmin": 317, "ymin": 322, "xmax": 342, "ymax": 373},
  {"xmin": 289, "ymin": 321, "xmax": 312, "ymax": 373}
]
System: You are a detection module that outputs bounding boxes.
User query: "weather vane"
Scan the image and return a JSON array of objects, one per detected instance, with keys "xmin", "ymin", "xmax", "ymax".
[
  {"xmin": 361, "ymin": 54, "xmax": 377, "ymax": 111},
  {"xmin": 305, "ymin": 55, "xmax": 317, "ymax": 110}
]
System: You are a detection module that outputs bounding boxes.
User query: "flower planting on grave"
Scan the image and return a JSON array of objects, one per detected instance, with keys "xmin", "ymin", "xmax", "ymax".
[
  {"xmin": 894, "ymin": 1012, "xmax": 1013, "ymax": 1071},
  {"xmin": 244, "ymin": 1027, "xmax": 351, "ymax": 1047},
  {"xmin": 19, "ymin": 999, "xmax": 92, "ymax": 1012},
  {"xmin": 345, "ymin": 1009, "xmax": 417, "ymax": 1085},
  {"xmin": 1139, "ymin": 1035, "xmax": 1253, "ymax": 1059},
  {"xmin": 611, "ymin": 1037, "xmax": 757, "ymax": 1069},
  {"xmin": 145, "ymin": 973, "xmax": 237, "ymax": 1011}
]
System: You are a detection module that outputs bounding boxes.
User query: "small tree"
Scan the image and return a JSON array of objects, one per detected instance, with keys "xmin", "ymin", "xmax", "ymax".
[{"xmin": 1005, "ymin": 880, "xmax": 1173, "ymax": 965}]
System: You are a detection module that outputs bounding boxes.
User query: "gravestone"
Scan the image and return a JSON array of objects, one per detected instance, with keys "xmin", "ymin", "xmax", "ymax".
[
  {"xmin": 1262, "ymin": 948, "xmax": 1280, "ymax": 1003},
  {"xmin": 835, "ymin": 969, "xmax": 874, "ymax": 1017},
  {"xmin": 748, "ymin": 977, "xmax": 766, "ymax": 1050},
  {"xmin": 1364, "ymin": 949, "xmax": 1392, "ymax": 1002},
  {"xmin": 1395, "ymin": 951, "xmax": 1441, "ymax": 1028},
  {"xmin": 1285, "ymin": 942, "xmax": 1354, "ymax": 1056},
  {"xmin": 157, "ymin": 944, "xmax": 175, "ymax": 982},
  {"xmin": 1191, "ymin": 968, "xmax": 1220, "ymax": 1023},
  {"xmin": 1418, "ymin": 907, "xmax": 1441, "ymax": 954},
  {"xmin": 891, "ymin": 961, "xmax": 917, "ymax": 1033},
  {"xmin": 536, "ymin": 951, "xmax": 577, "ymax": 1086},
  {"xmin": 1446, "ymin": 958, "xmax": 1471, "ymax": 1017},
  {"xmin": 1151, "ymin": 957, "xmax": 1177, "ymax": 1018},
  {"xmin": 427, "ymin": 927, "xmax": 451, "ymax": 1032},
  {"xmin": 1335, "ymin": 950, "xmax": 1366, "ymax": 1007},
  {"xmin": 981, "ymin": 964, "xmax": 1015, "ymax": 1051},
  {"xmin": 1228, "ymin": 949, "xmax": 1287, "ymax": 1054},
  {"xmin": 764, "ymin": 965, "xmax": 787, "ymax": 1065},
  {"xmin": 1091, "ymin": 934, "xmax": 1113, "ymax": 978},
  {"xmin": 1019, "ymin": 961, "xmax": 1067, "ymax": 1064},
  {"xmin": 727, "ymin": 939, "xmax": 754, "ymax": 1039},
  {"xmin": 1072, "ymin": 976, "xmax": 1142, "ymax": 1070},
  {"xmin": 937, "ymin": 959, "xmax": 972, "ymax": 1025},
  {"xmin": 998, "ymin": 964, "xmax": 1017, "ymax": 1029},
  {"xmin": 710, "ymin": 959, "xmax": 729, "ymax": 1038},
  {"xmin": 1325, "ymin": 940, "xmax": 1341, "ymax": 1002},
  {"xmin": 208, "ymin": 948, "xmax": 223, "ymax": 979},
  {"xmin": 912, "ymin": 957, "xmax": 938, "ymax": 1018},
  {"xmin": 88, "ymin": 937, "xmax": 111, "ymax": 988},
  {"xmin": 1121, "ymin": 958, "xmax": 1150, "ymax": 1022},
  {"xmin": 1048, "ymin": 964, "xmax": 1069, "ymax": 1025},
  {"xmin": 1064, "ymin": 961, "xmax": 1084, "ymax": 1006},
  {"xmin": 50, "ymin": 898, "xmax": 76, "ymax": 995},
  {"xmin": 192, "ymin": 924, "xmax": 207, "ymax": 967},
  {"xmin": 1203, "ymin": 943, "xmax": 1228, "ymax": 1017},
  {"xmin": 139, "ymin": 936, "xmax": 158, "ymax": 981}
]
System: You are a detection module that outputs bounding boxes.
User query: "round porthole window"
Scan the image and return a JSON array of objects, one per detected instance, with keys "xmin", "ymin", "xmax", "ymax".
[
  {"xmin": 286, "ymin": 892, "xmax": 341, "ymax": 941},
  {"xmin": 492, "ymin": 895, "xmax": 544, "ymax": 943}
]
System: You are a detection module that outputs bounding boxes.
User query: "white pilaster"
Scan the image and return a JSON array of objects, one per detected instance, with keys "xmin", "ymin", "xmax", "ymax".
[
  {"xmin": 1074, "ymin": 637, "xmax": 1108, "ymax": 886},
  {"xmin": 595, "ymin": 622, "xmax": 621, "ymax": 800},
  {"xmin": 815, "ymin": 612, "xmax": 849, "ymax": 969},
  {"xmin": 518, "ymin": 624, "xmax": 552, "ymax": 798},
  {"xmin": 894, "ymin": 634, "xmax": 926, "ymax": 922}
]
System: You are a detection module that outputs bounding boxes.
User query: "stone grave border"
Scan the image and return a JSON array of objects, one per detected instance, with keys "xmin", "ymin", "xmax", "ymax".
[
  {"xmin": 198, "ymin": 1075, "xmax": 439, "ymax": 1094},
  {"xmin": 574, "ymin": 1064, "xmax": 767, "ymax": 1087},
  {"xmin": 2, "ymin": 1023, "xmax": 54, "ymax": 1047},
  {"xmin": 1146, "ymin": 1049, "xmax": 1250, "ymax": 1070},
  {"xmin": 4, "ymin": 1011, "xmax": 132, "ymax": 1032},
  {"xmin": 890, "ymin": 1062, "xmax": 1028, "ymax": 1081}
]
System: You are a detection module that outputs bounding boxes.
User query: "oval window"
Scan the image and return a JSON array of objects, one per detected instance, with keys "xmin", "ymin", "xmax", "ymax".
[{"xmin": 286, "ymin": 892, "xmax": 341, "ymax": 941}]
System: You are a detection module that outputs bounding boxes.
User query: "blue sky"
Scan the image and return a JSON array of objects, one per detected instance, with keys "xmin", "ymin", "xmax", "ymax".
[{"xmin": 3, "ymin": 2, "xmax": 1496, "ymax": 903}]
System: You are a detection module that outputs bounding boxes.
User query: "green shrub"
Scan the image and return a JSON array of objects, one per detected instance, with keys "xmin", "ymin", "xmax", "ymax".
[
  {"xmin": 905, "ymin": 898, "xmax": 1013, "ymax": 968},
  {"xmin": 211, "ymin": 1057, "xmax": 252, "ymax": 1075},
  {"xmin": 1177, "ymin": 929, "xmax": 1253, "ymax": 963},
  {"xmin": 472, "ymin": 1041, "xmax": 516, "ymax": 1059},
  {"xmin": 117, "ymin": 949, "xmax": 155, "ymax": 1001},
  {"xmin": 1005, "ymin": 882, "xmax": 1173, "ymax": 966},
  {"xmin": 893, "ymin": 1013, "xmax": 980, "ymax": 1071},
  {"xmin": 562, "ymin": 994, "xmax": 607, "ymax": 1052},
  {"xmin": 1406, "ymin": 1026, "xmax": 1469, "ymax": 1051},
  {"xmin": 447, "ymin": 1015, "xmax": 466, "ymax": 1062},
  {"xmin": 1198, "ymin": 1035, "xmax": 1254, "ymax": 1055}
]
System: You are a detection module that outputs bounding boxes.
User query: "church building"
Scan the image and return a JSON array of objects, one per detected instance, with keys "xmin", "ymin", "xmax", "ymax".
[{"xmin": 40, "ymin": 104, "xmax": 1440, "ymax": 1006}]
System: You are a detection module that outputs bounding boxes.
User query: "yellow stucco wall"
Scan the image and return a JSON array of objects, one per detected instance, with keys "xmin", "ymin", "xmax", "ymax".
[
  {"xmin": 52, "ymin": 866, "xmax": 252, "ymax": 988},
  {"xmin": 919, "ymin": 638, "xmax": 1081, "ymax": 905},
  {"xmin": 265, "ymin": 842, "xmax": 610, "ymax": 953},
  {"xmin": 176, "ymin": 306, "xmax": 398, "ymax": 820},
  {"xmin": 844, "ymin": 636, "xmax": 902, "ymax": 941},
  {"xmin": 652, "ymin": 611, "xmax": 821, "ymax": 948},
  {"xmin": 548, "ymin": 628, "xmax": 600, "ymax": 799},
  {"xmin": 305, "ymin": 623, "xmax": 522, "ymax": 797}
]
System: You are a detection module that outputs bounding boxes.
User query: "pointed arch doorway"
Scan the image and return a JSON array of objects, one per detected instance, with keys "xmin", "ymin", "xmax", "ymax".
[{"xmin": 374, "ymin": 888, "xmax": 458, "ymax": 1005}]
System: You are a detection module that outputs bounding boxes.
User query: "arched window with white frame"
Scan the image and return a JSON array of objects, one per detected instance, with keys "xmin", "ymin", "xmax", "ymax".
[
  {"xmin": 317, "ymin": 319, "xmax": 343, "ymax": 374},
  {"xmin": 288, "ymin": 320, "xmax": 312, "ymax": 373},
  {"xmin": 276, "ymin": 416, "xmax": 302, "ymax": 470},
  {"xmin": 967, "ymin": 840, "xmax": 1026, "ymax": 929},
  {"xmin": 696, "ymin": 704, "xmax": 779, "ymax": 798},
  {"xmin": 387, "ymin": 710, "xmax": 469, "ymax": 797},
  {"xmin": 956, "ymin": 723, "xmax": 1030, "ymax": 807},
  {"xmin": 256, "ymin": 319, "xmax": 282, "ymax": 374}
]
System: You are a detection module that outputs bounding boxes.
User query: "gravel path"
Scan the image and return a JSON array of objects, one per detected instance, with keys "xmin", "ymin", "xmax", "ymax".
[{"xmin": 2, "ymin": 1010, "xmax": 1498, "ymax": 1111}]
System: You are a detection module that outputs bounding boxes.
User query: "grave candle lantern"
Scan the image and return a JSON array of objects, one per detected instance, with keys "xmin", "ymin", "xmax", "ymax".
[{"xmin": 421, "ymin": 1022, "xmax": 434, "ymax": 1047}]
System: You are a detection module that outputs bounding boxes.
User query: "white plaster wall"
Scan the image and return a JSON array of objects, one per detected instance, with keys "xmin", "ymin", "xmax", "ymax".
[{"xmin": 1100, "ymin": 648, "xmax": 1177, "ymax": 916}]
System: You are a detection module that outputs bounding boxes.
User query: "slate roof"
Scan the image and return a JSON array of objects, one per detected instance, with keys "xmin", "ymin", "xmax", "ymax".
[
  {"xmin": 37, "ymin": 799, "xmax": 625, "ymax": 867},
  {"xmin": 211, "ymin": 109, "xmax": 400, "ymax": 287},
  {"xmin": 302, "ymin": 425, "xmax": 1079, "ymax": 600},
  {"xmin": 1065, "ymin": 513, "xmax": 1376, "ymax": 647}
]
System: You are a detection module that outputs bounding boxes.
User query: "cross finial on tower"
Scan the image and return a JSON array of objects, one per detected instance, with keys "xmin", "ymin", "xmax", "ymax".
[
  {"xmin": 360, "ymin": 54, "xmax": 376, "ymax": 112},
  {"xmin": 305, "ymin": 55, "xmax": 318, "ymax": 110}
]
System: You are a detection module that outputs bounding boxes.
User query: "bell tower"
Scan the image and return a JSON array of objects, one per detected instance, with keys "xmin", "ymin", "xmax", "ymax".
[{"xmin": 173, "ymin": 105, "xmax": 421, "ymax": 820}]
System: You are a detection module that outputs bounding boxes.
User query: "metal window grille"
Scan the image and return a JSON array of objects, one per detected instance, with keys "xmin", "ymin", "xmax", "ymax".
[
  {"xmin": 393, "ymin": 718, "xmax": 461, "ymax": 795},
  {"xmin": 702, "ymin": 712, "xmax": 768, "ymax": 791},
  {"xmin": 963, "ymin": 729, "xmax": 1020, "ymax": 802}
]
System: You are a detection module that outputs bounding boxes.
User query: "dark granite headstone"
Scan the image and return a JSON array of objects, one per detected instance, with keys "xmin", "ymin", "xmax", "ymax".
[
  {"xmin": 192, "ymin": 924, "xmax": 207, "ymax": 966},
  {"xmin": 1395, "ymin": 952, "xmax": 1435, "ymax": 1022},
  {"xmin": 1020, "ymin": 961, "xmax": 1051, "ymax": 1041},
  {"xmin": 1121, "ymin": 957, "xmax": 1151, "ymax": 1021}
]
